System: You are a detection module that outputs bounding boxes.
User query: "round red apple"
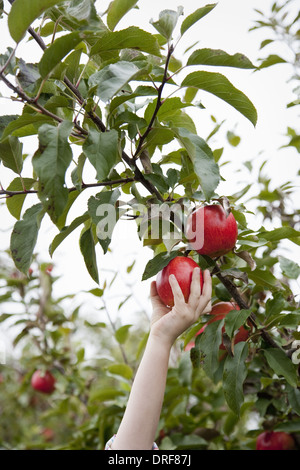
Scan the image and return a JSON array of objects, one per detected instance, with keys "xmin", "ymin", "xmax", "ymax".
[
  {"xmin": 31, "ymin": 370, "xmax": 56, "ymax": 394},
  {"xmin": 256, "ymin": 431, "xmax": 295, "ymax": 450},
  {"xmin": 185, "ymin": 301, "xmax": 249, "ymax": 351},
  {"xmin": 156, "ymin": 256, "xmax": 203, "ymax": 307},
  {"xmin": 186, "ymin": 204, "xmax": 238, "ymax": 257}
]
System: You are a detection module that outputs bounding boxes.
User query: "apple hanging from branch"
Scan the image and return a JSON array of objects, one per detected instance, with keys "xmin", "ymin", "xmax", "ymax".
[
  {"xmin": 31, "ymin": 370, "xmax": 56, "ymax": 394},
  {"xmin": 256, "ymin": 431, "xmax": 296, "ymax": 450},
  {"xmin": 186, "ymin": 204, "xmax": 238, "ymax": 257}
]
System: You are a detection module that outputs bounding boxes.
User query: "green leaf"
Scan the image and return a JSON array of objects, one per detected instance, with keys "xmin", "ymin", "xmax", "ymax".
[
  {"xmin": 174, "ymin": 127, "xmax": 220, "ymax": 200},
  {"xmin": 79, "ymin": 226, "xmax": 99, "ymax": 284},
  {"xmin": 187, "ymin": 48, "xmax": 255, "ymax": 69},
  {"xmin": 279, "ymin": 255, "xmax": 300, "ymax": 279},
  {"xmin": 0, "ymin": 115, "xmax": 18, "ymax": 139},
  {"xmin": 82, "ymin": 129, "xmax": 119, "ymax": 181},
  {"xmin": 50, "ymin": 213, "xmax": 90, "ymax": 256},
  {"xmin": 198, "ymin": 319, "xmax": 224, "ymax": 382},
  {"xmin": 107, "ymin": 363, "xmax": 133, "ymax": 380},
  {"xmin": 242, "ymin": 267, "xmax": 281, "ymax": 290},
  {"xmin": 32, "ymin": 120, "xmax": 73, "ymax": 223},
  {"xmin": 0, "ymin": 114, "xmax": 54, "ymax": 142},
  {"xmin": 265, "ymin": 292, "xmax": 288, "ymax": 319},
  {"xmin": 150, "ymin": 7, "xmax": 184, "ymax": 41},
  {"xmin": 6, "ymin": 177, "xmax": 36, "ymax": 220},
  {"xmin": 90, "ymin": 26, "xmax": 161, "ymax": 57},
  {"xmin": 224, "ymin": 309, "xmax": 251, "ymax": 339},
  {"xmin": 8, "ymin": 0, "xmax": 69, "ymax": 43},
  {"xmin": 258, "ymin": 54, "xmax": 286, "ymax": 69},
  {"xmin": 88, "ymin": 189, "xmax": 120, "ymax": 254},
  {"xmin": 88, "ymin": 387, "xmax": 125, "ymax": 403},
  {"xmin": 39, "ymin": 31, "xmax": 84, "ymax": 78},
  {"xmin": 89, "ymin": 61, "xmax": 141, "ymax": 102},
  {"xmin": 181, "ymin": 4, "xmax": 217, "ymax": 36},
  {"xmin": 115, "ymin": 324, "xmax": 132, "ymax": 344},
  {"xmin": 0, "ymin": 136, "xmax": 23, "ymax": 174},
  {"xmin": 258, "ymin": 226, "xmax": 300, "ymax": 245},
  {"xmin": 287, "ymin": 385, "xmax": 300, "ymax": 416},
  {"xmin": 142, "ymin": 250, "xmax": 184, "ymax": 281},
  {"xmin": 107, "ymin": 0, "xmax": 138, "ymax": 30},
  {"xmin": 264, "ymin": 348, "xmax": 298, "ymax": 387},
  {"xmin": 181, "ymin": 71, "xmax": 257, "ymax": 126},
  {"xmin": 10, "ymin": 203, "xmax": 45, "ymax": 273},
  {"xmin": 223, "ymin": 342, "xmax": 249, "ymax": 415}
]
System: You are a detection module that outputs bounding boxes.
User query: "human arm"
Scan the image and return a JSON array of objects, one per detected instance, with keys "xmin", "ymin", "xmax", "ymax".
[{"xmin": 110, "ymin": 268, "xmax": 212, "ymax": 450}]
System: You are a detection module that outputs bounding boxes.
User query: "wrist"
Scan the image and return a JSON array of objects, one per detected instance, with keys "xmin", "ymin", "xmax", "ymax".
[{"xmin": 148, "ymin": 329, "xmax": 174, "ymax": 351}]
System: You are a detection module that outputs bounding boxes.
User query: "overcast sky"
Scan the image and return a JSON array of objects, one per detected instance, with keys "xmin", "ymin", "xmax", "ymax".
[{"xmin": 0, "ymin": 0, "xmax": 299, "ymax": 339}]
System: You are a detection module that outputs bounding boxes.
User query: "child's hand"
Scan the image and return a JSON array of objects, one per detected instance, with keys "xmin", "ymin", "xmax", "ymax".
[{"xmin": 149, "ymin": 268, "xmax": 212, "ymax": 347}]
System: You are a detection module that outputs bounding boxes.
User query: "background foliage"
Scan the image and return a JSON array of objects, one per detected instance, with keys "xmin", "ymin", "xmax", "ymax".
[{"xmin": 0, "ymin": 0, "xmax": 299, "ymax": 450}]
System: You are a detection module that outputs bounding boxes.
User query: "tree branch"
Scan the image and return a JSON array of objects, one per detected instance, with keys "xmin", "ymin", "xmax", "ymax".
[
  {"xmin": 4, "ymin": 1, "xmax": 166, "ymax": 203},
  {"xmin": 212, "ymin": 264, "xmax": 284, "ymax": 351},
  {"xmin": 0, "ymin": 178, "xmax": 135, "ymax": 198},
  {"xmin": 133, "ymin": 44, "xmax": 174, "ymax": 161}
]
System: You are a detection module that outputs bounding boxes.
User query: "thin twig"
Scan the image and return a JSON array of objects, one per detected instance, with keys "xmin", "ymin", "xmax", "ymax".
[{"xmin": 212, "ymin": 263, "xmax": 284, "ymax": 351}]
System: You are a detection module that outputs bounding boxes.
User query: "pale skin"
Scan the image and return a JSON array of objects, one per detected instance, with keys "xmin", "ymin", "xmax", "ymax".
[{"xmin": 110, "ymin": 267, "xmax": 212, "ymax": 450}]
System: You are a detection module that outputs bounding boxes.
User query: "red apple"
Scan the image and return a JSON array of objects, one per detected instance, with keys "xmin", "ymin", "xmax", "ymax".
[
  {"xmin": 186, "ymin": 204, "xmax": 238, "ymax": 257},
  {"xmin": 156, "ymin": 256, "xmax": 203, "ymax": 307},
  {"xmin": 31, "ymin": 370, "xmax": 56, "ymax": 394},
  {"xmin": 185, "ymin": 301, "xmax": 249, "ymax": 351},
  {"xmin": 256, "ymin": 431, "xmax": 295, "ymax": 450}
]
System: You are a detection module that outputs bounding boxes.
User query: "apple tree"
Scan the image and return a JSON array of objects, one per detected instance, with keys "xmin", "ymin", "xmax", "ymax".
[{"xmin": 0, "ymin": 0, "xmax": 299, "ymax": 450}]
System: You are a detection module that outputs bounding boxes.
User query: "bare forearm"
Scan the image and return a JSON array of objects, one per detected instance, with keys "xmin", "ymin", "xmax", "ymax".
[{"xmin": 111, "ymin": 333, "xmax": 172, "ymax": 450}]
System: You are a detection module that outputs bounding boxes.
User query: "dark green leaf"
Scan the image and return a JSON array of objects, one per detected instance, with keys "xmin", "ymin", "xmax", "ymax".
[
  {"xmin": 0, "ymin": 114, "xmax": 54, "ymax": 142},
  {"xmin": 224, "ymin": 309, "xmax": 251, "ymax": 339},
  {"xmin": 90, "ymin": 26, "xmax": 161, "ymax": 57},
  {"xmin": 181, "ymin": 4, "xmax": 217, "ymax": 36},
  {"xmin": 39, "ymin": 31, "xmax": 84, "ymax": 78},
  {"xmin": 107, "ymin": 0, "xmax": 138, "ymax": 30},
  {"xmin": 174, "ymin": 127, "xmax": 220, "ymax": 200},
  {"xmin": 8, "ymin": 0, "xmax": 69, "ymax": 43},
  {"xmin": 265, "ymin": 292, "xmax": 288, "ymax": 319},
  {"xmin": 0, "ymin": 115, "xmax": 18, "ymax": 140},
  {"xmin": 88, "ymin": 189, "xmax": 120, "ymax": 254},
  {"xmin": 6, "ymin": 177, "xmax": 36, "ymax": 220},
  {"xmin": 181, "ymin": 71, "xmax": 258, "ymax": 126},
  {"xmin": 82, "ymin": 129, "xmax": 119, "ymax": 181},
  {"xmin": 10, "ymin": 203, "xmax": 45, "ymax": 273},
  {"xmin": 50, "ymin": 213, "xmax": 90, "ymax": 256},
  {"xmin": 198, "ymin": 319, "xmax": 224, "ymax": 381},
  {"xmin": 258, "ymin": 227, "xmax": 300, "ymax": 245},
  {"xmin": 0, "ymin": 136, "xmax": 23, "ymax": 174},
  {"xmin": 187, "ymin": 48, "xmax": 255, "ymax": 69},
  {"xmin": 287, "ymin": 385, "xmax": 300, "ymax": 416},
  {"xmin": 264, "ymin": 348, "xmax": 298, "ymax": 387},
  {"xmin": 223, "ymin": 342, "xmax": 249, "ymax": 415},
  {"xmin": 79, "ymin": 226, "xmax": 99, "ymax": 284},
  {"xmin": 32, "ymin": 120, "xmax": 73, "ymax": 223},
  {"xmin": 142, "ymin": 250, "xmax": 184, "ymax": 281}
]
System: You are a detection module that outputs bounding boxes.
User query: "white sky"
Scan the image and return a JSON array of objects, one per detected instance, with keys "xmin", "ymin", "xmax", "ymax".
[{"xmin": 0, "ymin": 0, "xmax": 299, "ymax": 342}]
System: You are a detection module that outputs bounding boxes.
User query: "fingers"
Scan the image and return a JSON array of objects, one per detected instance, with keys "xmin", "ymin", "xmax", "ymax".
[
  {"xmin": 169, "ymin": 274, "xmax": 185, "ymax": 305},
  {"xmin": 189, "ymin": 267, "xmax": 201, "ymax": 301},
  {"xmin": 150, "ymin": 281, "xmax": 165, "ymax": 309}
]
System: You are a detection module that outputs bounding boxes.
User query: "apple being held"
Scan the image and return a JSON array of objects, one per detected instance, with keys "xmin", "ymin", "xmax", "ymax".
[
  {"xmin": 156, "ymin": 256, "xmax": 203, "ymax": 307},
  {"xmin": 31, "ymin": 370, "xmax": 56, "ymax": 394},
  {"xmin": 185, "ymin": 301, "xmax": 249, "ymax": 351},
  {"xmin": 256, "ymin": 431, "xmax": 295, "ymax": 450},
  {"xmin": 186, "ymin": 204, "xmax": 238, "ymax": 258}
]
